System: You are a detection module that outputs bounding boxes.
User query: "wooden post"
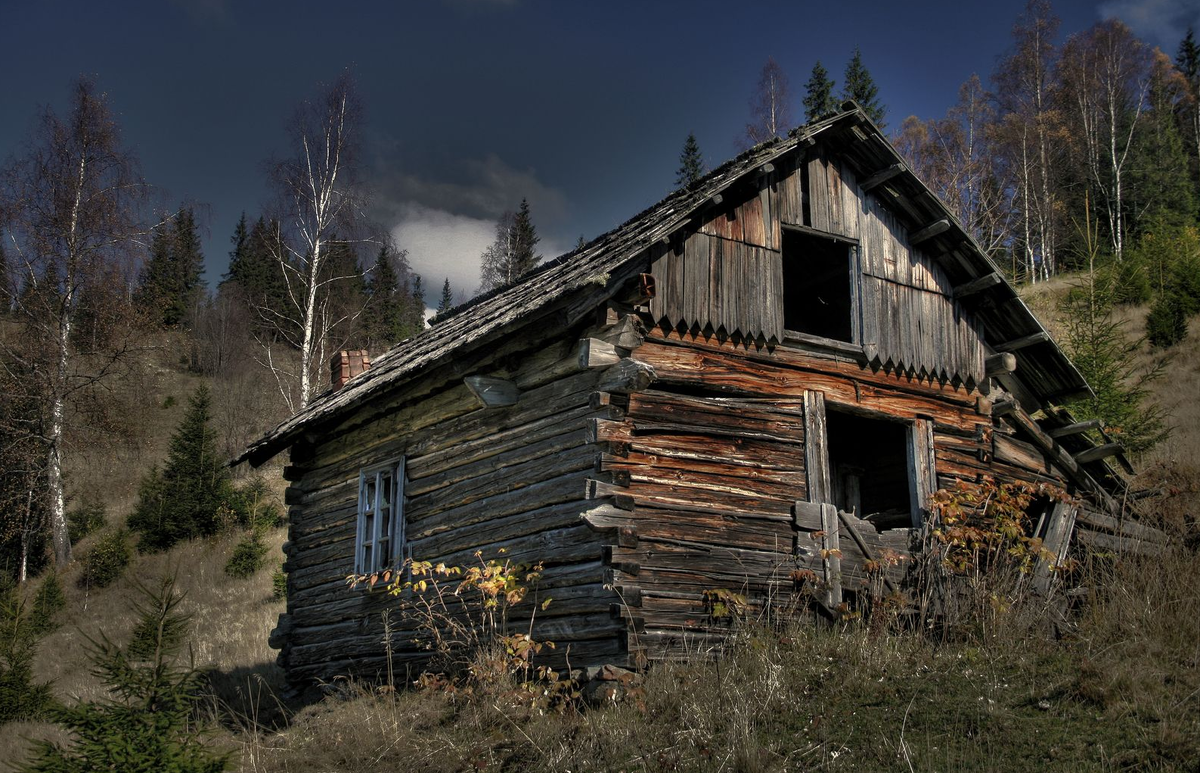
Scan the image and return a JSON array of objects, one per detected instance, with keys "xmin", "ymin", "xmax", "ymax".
[
  {"xmin": 1033, "ymin": 502, "xmax": 1077, "ymax": 593},
  {"xmin": 820, "ymin": 503, "xmax": 842, "ymax": 609},
  {"xmin": 803, "ymin": 390, "xmax": 831, "ymax": 506},
  {"xmin": 906, "ymin": 418, "xmax": 936, "ymax": 527}
]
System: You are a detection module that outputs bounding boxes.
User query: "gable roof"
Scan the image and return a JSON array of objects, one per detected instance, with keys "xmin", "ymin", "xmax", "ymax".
[{"xmin": 236, "ymin": 105, "xmax": 1090, "ymax": 468}]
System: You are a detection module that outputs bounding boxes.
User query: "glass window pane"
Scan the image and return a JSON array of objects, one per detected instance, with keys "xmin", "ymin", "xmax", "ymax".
[
  {"xmin": 380, "ymin": 472, "xmax": 393, "ymax": 507},
  {"xmin": 377, "ymin": 539, "xmax": 390, "ymax": 566},
  {"xmin": 362, "ymin": 544, "xmax": 373, "ymax": 571},
  {"xmin": 379, "ymin": 506, "xmax": 392, "ymax": 540}
]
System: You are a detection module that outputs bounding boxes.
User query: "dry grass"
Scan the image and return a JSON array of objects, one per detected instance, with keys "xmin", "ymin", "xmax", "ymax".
[{"xmin": 231, "ymin": 537, "xmax": 1200, "ymax": 771}]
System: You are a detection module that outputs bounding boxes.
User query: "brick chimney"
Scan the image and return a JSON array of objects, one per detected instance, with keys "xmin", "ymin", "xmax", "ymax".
[{"xmin": 330, "ymin": 350, "xmax": 370, "ymax": 390}]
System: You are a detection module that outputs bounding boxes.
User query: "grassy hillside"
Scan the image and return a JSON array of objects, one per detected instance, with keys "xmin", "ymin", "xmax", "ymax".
[{"xmin": 2, "ymin": 289, "xmax": 1198, "ymax": 771}]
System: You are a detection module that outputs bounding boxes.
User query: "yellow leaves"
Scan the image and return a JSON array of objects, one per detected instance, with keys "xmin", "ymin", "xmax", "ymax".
[{"xmin": 819, "ymin": 548, "xmax": 843, "ymax": 560}]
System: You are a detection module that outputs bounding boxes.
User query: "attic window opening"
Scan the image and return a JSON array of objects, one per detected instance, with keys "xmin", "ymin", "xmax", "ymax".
[
  {"xmin": 355, "ymin": 458, "xmax": 406, "ymax": 576},
  {"xmin": 826, "ymin": 410, "xmax": 915, "ymax": 530},
  {"xmin": 782, "ymin": 228, "xmax": 855, "ymax": 343}
]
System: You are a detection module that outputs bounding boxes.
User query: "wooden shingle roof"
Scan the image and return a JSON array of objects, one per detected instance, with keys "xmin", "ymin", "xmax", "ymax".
[{"xmin": 237, "ymin": 105, "xmax": 1090, "ymax": 468}]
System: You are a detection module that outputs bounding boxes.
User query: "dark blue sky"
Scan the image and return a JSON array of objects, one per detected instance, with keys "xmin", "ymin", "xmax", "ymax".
[{"xmin": 3, "ymin": 0, "xmax": 1195, "ymax": 305}]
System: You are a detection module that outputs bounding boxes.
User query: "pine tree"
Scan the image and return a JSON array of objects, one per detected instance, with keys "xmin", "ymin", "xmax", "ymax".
[
  {"xmin": 364, "ymin": 246, "xmax": 402, "ymax": 349},
  {"xmin": 137, "ymin": 208, "xmax": 205, "ymax": 327},
  {"xmin": 21, "ymin": 575, "xmax": 229, "ymax": 772},
  {"xmin": 479, "ymin": 199, "xmax": 542, "ymax": 292},
  {"xmin": 438, "ymin": 278, "xmax": 454, "ymax": 313},
  {"xmin": 1129, "ymin": 51, "xmax": 1196, "ymax": 232},
  {"xmin": 222, "ymin": 216, "xmax": 291, "ymax": 337},
  {"xmin": 842, "ymin": 47, "xmax": 887, "ymax": 127},
  {"xmin": 803, "ymin": 61, "xmax": 837, "ymax": 122},
  {"xmin": 128, "ymin": 386, "xmax": 240, "ymax": 551},
  {"xmin": 1061, "ymin": 207, "xmax": 1166, "ymax": 455},
  {"xmin": 320, "ymin": 240, "xmax": 369, "ymax": 350},
  {"xmin": 1177, "ymin": 27, "xmax": 1200, "ymax": 200},
  {"xmin": 675, "ymin": 132, "xmax": 705, "ymax": 187},
  {"xmin": 0, "ymin": 577, "xmax": 53, "ymax": 724}
]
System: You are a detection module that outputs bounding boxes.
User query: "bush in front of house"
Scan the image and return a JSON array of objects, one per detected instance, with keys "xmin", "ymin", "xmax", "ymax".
[
  {"xmin": 224, "ymin": 530, "xmax": 268, "ymax": 579},
  {"xmin": 67, "ymin": 500, "xmax": 107, "ymax": 544},
  {"xmin": 77, "ymin": 530, "xmax": 131, "ymax": 590},
  {"xmin": 128, "ymin": 386, "xmax": 242, "ymax": 552}
]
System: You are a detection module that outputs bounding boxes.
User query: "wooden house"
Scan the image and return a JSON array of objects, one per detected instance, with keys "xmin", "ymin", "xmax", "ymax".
[{"xmin": 237, "ymin": 105, "xmax": 1152, "ymax": 692}]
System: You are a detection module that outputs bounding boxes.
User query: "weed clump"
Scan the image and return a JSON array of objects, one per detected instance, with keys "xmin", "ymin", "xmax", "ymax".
[
  {"xmin": 77, "ymin": 529, "xmax": 131, "ymax": 590},
  {"xmin": 66, "ymin": 500, "xmax": 107, "ymax": 544},
  {"xmin": 225, "ymin": 530, "xmax": 268, "ymax": 579}
]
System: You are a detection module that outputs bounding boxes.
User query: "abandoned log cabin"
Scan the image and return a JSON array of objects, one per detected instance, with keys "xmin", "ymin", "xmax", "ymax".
[{"xmin": 237, "ymin": 104, "xmax": 1155, "ymax": 691}]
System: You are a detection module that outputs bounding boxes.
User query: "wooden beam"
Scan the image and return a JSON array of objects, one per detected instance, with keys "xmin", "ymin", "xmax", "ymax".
[
  {"xmin": 709, "ymin": 193, "xmax": 724, "ymax": 207},
  {"xmin": 578, "ymin": 338, "xmax": 622, "ymax": 369},
  {"xmin": 1073, "ymin": 443, "xmax": 1122, "ymax": 465},
  {"xmin": 992, "ymin": 398, "xmax": 1018, "ymax": 416},
  {"xmin": 463, "ymin": 376, "xmax": 519, "ymax": 408},
  {"xmin": 994, "ymin": 331, "xmax": 1051, "ymax": 353},
  {"xmin": 953, "ymin": 272, "xmax": 1003, "ymax": 299},
  {"xmin": 984, "ymin": 352, "xmax": 1017, "ymax": 377},
  {"xmin": 1048, "ymin": 419, "xmax": 1102, "ymax": 439},
  {"xmin": 757, "ymin": 162, "xmax": 775, "ymax": 176},
  {"xmin": 909, "ymin": 219, "xmax": 951, "ymax": 245},
  {"xmin": 860, "ymin": 163, "xmax": 904, "ymax": 191}
]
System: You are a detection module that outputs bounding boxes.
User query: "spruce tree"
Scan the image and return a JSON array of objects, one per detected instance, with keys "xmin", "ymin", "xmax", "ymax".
[
  {"xmin": 21, "ymin": 575, "xmax": 229, "ymax": 772},
  {"xmin": 841, "ymin": 47, "xmax": 887, "ymax": 127},
  {"xmin": 803, "ymin": 61, "xmax": 837, "ymax": 122},
  {"xmin": 137, "ymin": 208, "xmax": 205, "ymax": 327},
  {"xmin": 675, "ymin": 132, "xmax": 705, "ymax": 187},
  {"xmin": 128, "ymin": 386, "xmax": 239, "ymax": 551},
  {"xmin": 365, "ymin": 246, "xmax": 402, "ymax": 348},
  {"xmin": 0, "ymin": 578, "xmax": 53, "ymax": 724},
  {"xmin": 1128, "ymin": 51, "xmax": 1196, "ymax": 232},
  {"xmin": 479, "ymin": 199, "xmax": 542, "ymax": 292},
  {"xmin": 222, "ymin": 215, "xmax": 290, "ymax": 337},
  {"xmin": 1177, "ymin": 27, "xmax": 1200, "ymax": 197},
  {"xmin": 438, "ymin": 278, "xmax": 454, "ymax": 313}
]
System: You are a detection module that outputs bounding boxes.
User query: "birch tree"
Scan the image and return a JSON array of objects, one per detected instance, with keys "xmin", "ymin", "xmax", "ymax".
[
  {"xmin": 743, "ymin": 57, "xmax": 793, "ymax": 147},
  {"xmin": 266, "ymin": 73, "xmax": 367, "ymax": 411},
  {"xmin": 992, "ymin": 0, "xmax": 1065, "ymax": 281},
  {"xmin": 1060, "ymin": 20, "xmax": 1152, "ymax": 262},
  {"xmin": 895, "ymin": 76, "xmax": 1012, "ymax": 258},
  {"xmin": 0, "ymin": 79, "xmax": 149, "ymax": 568}
]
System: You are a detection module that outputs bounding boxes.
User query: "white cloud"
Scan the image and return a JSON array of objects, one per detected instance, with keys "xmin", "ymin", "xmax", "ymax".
[
  {"xmin": 391, "ymin": 203, "xmax": 495, "ymax": 300},
  {"xmin": 391, "ymin": 202, "xmax": 572, "ymax": 305},
  {"xmin": 376, "ymin": 153, "xmax": 573, "ymax": 305},
  {"xmin": 1099, "ymin": 0, "xmax": 1200, "ymax": 49}
]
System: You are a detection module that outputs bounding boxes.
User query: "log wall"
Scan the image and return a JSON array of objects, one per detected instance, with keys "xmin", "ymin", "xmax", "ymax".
[
  {"xmin": 588, "ymin": 329, "xmax": 1072, "ymax": 656},
  {"xmin": 275, "ymin": 336, "xmax": 625, "ymax": 689}
]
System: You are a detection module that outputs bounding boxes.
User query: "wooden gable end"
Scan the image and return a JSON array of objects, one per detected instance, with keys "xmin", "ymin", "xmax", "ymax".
[{"xmin": 649, "ymin": 147, "xmax": 986, "ymax": 385}]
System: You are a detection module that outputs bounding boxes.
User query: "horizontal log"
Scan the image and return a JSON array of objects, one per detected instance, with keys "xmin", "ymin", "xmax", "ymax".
[
  {"xmin": 985, "ymin": 352, "xmax": 1017, "ymax": 377},
  {"xmin": 952, "ymin": 272, "xmax": 1003, "ymax": 299},
  {"xmin": 1047, "ymin": 419, "xmax": 1102, "ymax": 439},
  {"xmin": 994, "ymin": 331, "xmax": 1051, "ymax": 353},
  {"xmin": 859, "ymin": 163, "xmax": 905, "ymax": 192},
  {"xmin": 909, "ymin": 219, "xmax": 951, "ymax": 245},
  {"xmin": 579, "ymin": 338, "xmax": 622, "ymax": 369},
  {"xmin": 597, "ymin": 358, "xmax": 657, "ymax": 393},
  {"xmin": 1073, "ymin": 443, "xmax": 1121, "ymax": 465},
  {"xmin": 463, "ymin": 375, "xmax": 520, "ymax": 407}
]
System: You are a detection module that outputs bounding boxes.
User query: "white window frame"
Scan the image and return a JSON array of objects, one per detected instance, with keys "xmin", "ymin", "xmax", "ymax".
[{"xmin": 354, "ymin": 458, "xmax": 406, "ymax": 576}]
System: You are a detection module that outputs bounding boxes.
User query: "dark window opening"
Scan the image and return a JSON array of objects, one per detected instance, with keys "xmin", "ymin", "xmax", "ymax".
[
  {"xmin": 782, "ymin": 229, "xmax": 854, "ymax": 342},
  {"xmin": 826, "ymin": 410, "xmax": 914, "ymax": 530}
]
